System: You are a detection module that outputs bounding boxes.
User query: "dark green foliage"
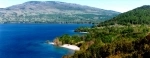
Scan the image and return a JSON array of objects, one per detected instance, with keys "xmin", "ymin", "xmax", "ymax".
[
  {"xmin": 70, "ymin": 33, "xmax": 150, "ymax": 58},
  {"xmin": 58, "ymin": 25, "xmax": 150, "ymax": 58},
  {"xmin": 58, "ymin": 34, "xmax": 82, "ymax": 45},
  {"xmin": 54, "ymin": 5, "xmax": 150, "ymax": 58},
  {"xmin": 97, "ymin": 5, "xmax": 150, "ymax": 26},
  {"xmin": 74, "ymin": 26, "xmax": 90, "ymax": 32}
]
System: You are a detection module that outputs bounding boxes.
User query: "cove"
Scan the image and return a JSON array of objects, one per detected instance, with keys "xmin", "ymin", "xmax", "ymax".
[{"xmin": 0, "ymin": 24, "xmax": 91, "ymax": 58}]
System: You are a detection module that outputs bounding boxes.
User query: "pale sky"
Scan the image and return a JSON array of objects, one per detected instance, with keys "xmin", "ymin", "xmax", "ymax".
[{"xmin": 0, "ymin": 0, "xmax": 149, "ymax": 13}]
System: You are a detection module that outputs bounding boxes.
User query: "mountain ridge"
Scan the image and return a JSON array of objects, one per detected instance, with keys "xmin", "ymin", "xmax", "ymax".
[{"xmin": 0, "ymin": 1, "xmax": 120, "ymax": 23}]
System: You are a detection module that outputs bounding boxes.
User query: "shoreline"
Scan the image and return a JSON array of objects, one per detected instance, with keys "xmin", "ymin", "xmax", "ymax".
[
  {"xmin": 48, "ymin": 42, "xmax": 80, "ymax": 51},
  {"xmin": 79, "ymin": 32, "xmax": 88, "ymax": 33}
]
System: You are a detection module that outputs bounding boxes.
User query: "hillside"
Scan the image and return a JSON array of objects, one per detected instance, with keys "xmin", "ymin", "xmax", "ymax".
[
  {"xmin": 97, "ymin": 5, "xmax": 150, "ymax": 26},
  {"xmin": 0, "ymin": 1, "xmax": 120, "ymax": 23},
  {"xmin": 51, "ymin": 5, "xmax": 150, "ymax": 58}
]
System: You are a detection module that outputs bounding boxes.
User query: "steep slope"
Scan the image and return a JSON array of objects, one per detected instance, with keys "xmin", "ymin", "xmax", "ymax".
[
  {"xmin": 0, "ymin": 1, "xmax": 120, "ymax": 23},
  {"xmin": 97, "ymin": 5, "xmax": 150, "ymax": 26}
]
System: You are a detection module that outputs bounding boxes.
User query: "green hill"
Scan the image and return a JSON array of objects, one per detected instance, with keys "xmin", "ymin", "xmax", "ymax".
[
  {"xmin": 52, "ymin": 5, "xmax": 150, "ymax": 58},
  {"xmin": 97, "ymin": 5, "xmax": 150, "ymax": 26}
]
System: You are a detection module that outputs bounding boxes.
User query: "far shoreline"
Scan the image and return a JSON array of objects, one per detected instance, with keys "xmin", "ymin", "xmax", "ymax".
[{"xmin": 0, "ymin": 22, "xmax": 96, "ymax": 25}]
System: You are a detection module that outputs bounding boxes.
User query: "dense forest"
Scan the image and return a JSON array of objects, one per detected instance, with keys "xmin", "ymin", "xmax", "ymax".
[
  {"xmin": 52, "ymin": 5, "xmax": 150, "ymax": 58},
  {"xmin": 97, "ymin": 5, "xmax": 150, "ymax": 26}
]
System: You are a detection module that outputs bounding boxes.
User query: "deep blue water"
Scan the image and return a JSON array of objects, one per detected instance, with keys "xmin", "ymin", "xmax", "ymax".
[{"xmin": 0, "ymin": 24, "xmax": 91, "ymax": 58}]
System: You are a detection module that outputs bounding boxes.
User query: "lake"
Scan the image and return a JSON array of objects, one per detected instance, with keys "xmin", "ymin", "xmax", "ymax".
[{"xmin": 0, "ymin": 24, "xmax": 91, "ymax": 58}]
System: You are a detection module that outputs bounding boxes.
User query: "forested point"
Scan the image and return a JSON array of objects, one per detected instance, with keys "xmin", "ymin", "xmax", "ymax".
[
  {"xmin": 52, "ymin": 5, "xmax": 150, "ymax": 58},
  {"xmin": 58, "ymin": 25, "xmax": 150, "ymax": 58}
]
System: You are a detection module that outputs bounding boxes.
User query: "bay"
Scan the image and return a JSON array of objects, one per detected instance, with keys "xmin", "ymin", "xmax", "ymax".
[{"xmin": 0, "ymin": 24, "xmax": 91, "ymax": 58}]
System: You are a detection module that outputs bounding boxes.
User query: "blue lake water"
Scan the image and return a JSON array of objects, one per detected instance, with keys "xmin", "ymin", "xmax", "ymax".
[{"xmin": 0, "ymin": 24, "xmax": 91, "ymax": 58}]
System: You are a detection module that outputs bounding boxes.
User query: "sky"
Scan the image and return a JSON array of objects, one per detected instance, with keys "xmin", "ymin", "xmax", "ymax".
[{"xmin": 0, "ymin": 0, "xmax": 149, "ymax": 13}]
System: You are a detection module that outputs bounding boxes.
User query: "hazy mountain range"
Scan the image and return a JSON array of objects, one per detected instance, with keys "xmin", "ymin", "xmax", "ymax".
[{"xmin": 0, "ymin": 1, "xmax": 120, "ymax": 23}]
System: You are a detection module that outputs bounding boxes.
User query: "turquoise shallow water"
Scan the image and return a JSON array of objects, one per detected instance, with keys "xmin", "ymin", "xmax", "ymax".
[{"xmin": 0, "ymin": 24, "xmax": 91, "ymax": 58}]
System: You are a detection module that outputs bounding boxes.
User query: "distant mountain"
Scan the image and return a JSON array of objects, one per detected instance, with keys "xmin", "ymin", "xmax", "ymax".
[
  {"xmin": 0, "ymin": 1, "xmax": 120, "ymax": 23},
  {"xmin": 97, "ymin": 5, "xmax": 150, "ymax": 26}
]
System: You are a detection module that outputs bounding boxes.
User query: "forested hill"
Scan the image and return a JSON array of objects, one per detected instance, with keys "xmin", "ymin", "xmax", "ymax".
[
  {"xmin": 97, "ymin": 5, "xmax": 150, "ymax": 26},
  {"xmin": 0, "ymin": 1, "xmax": 120, "ymax": 23}
]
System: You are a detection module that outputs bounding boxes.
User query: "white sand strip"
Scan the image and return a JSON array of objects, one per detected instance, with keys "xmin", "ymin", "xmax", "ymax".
[
  {"xmin": 80, "ymin": 32, "xmax": 88, "ymax": 33},
  {"xmin": 48, "ymin": 42, "xmax": 80, "ymax": 50},
  {"xmin": 61, "ymin": 44, "xmax": 80, "ymax": 50}
]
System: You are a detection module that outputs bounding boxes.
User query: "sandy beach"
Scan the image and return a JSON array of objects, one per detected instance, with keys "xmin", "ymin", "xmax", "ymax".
[
  {"xmin": 48, "ymin": 42, "xmax": 80, "ymax": 50},
  {"xmin": 80, "ymin": 32, "xmax": 88, "ymax": 33},
  {"xmin": 61, "ymin": 44, "xmax": 80, "ymax": 50}
]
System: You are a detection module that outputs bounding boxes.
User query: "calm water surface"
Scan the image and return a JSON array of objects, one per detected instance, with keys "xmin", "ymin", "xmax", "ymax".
[{"xmin": 0, "ymin": 24, "xmax": 91, "ymax": 58}]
